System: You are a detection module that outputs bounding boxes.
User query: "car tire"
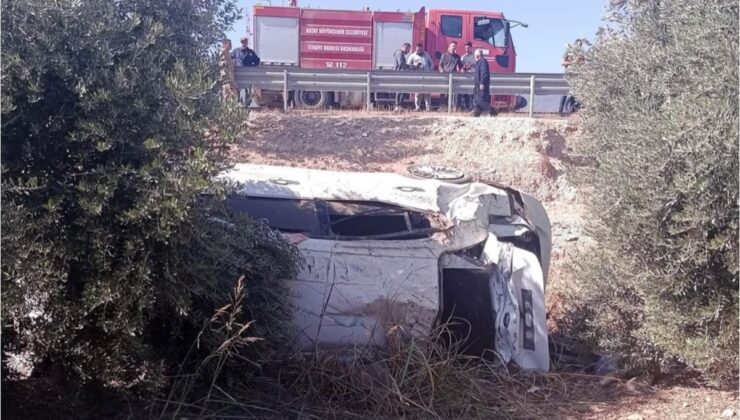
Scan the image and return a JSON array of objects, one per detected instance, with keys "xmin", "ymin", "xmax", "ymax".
[
  {"xmin": 406, "ymin": 165, "xmax": 472, "ymax": 184},
  {"xmin": 294, "ymin": 90, "xmax": 329, "ymax": 109},
  {"xmin": 514, "ymin": 95, "xmax": 528, "ymax": 111}
]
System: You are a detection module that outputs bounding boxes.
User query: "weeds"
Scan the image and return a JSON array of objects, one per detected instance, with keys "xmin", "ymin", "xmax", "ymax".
[
  {"xmin": 156, "ymin": 276, "xmax": 263, "ymax": 418},
  {"xmin": 154, "ymin": 288, "xmax": 622, "ymax": 419}
]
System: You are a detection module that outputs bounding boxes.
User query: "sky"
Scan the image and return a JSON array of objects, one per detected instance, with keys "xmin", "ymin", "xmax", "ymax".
[{"xmin": 226, "ymin": 0, "xmax": 609, "ymax": 73}]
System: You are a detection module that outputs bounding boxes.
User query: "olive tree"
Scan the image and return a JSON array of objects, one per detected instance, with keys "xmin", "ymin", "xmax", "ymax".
[
  {"xmin": 1, "ymin": 0, "xmax": 299, "ymax": 389},
  {"xmin": 566, "ymin": 0, "xmax": 738, "ymax": 386}
]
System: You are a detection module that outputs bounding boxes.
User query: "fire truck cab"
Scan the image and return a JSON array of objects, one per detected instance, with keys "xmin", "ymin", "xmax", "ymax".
[
  {"xmin": 426, "ymin": 10, "xmax": 515, "ymax": 74},
  {"xmin": 426, "ymin": 9, "xmax": 518, "ymax": 110}
]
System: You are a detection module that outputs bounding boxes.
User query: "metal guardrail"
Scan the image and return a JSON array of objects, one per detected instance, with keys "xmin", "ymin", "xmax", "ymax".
[{"xmin": 235, "ymin": 66, "xmax": 570, "ymax": 117}]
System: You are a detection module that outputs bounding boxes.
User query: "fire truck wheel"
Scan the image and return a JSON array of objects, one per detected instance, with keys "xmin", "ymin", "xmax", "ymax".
[
  {"xmin": 405, "ymin": 165, "xmax": 472, "ymax": 184},
  {"xmin": 294, "ymin": 90, "xmax": 329, "ymax": 109}
]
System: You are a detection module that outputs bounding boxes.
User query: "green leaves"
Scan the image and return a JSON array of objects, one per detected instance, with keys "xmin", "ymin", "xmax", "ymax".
[
  {"xmin": 143, "ymin": 137, "xmax": 161, "ymax": 150},
  {"xmin": 568, "ymin": 0, "xmax": 739, "ymax": 387},
  {"xmin": 1, "ymin": 0, "xmax": 289, "ymax": 392}
]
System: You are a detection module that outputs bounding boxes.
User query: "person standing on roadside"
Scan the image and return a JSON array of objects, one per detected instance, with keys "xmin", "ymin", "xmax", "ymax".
[
  {"xmin": 232, "ymin": 36, "xmax": 260, "ymax": 67},
  {"xmin": 559, "ymin": 39, "xmax": 583, "ymax": 116},
  {"xmin": 407, "ymin": 43, "xmax": 433, "ymax": 111},
  {"xmin": 392, "ymin": 42, "xmax": 411, "ymax": 112},
  {"xmin": 472, "ymin": 49, "xmax": 491, "ymax": 117},
  {"xmin": 438, "ymin": 41, "xmax": 460, "ymax": 111},
  {"xmin": 231, "ymin": 37, "xmax": 261, "ymax": 105},
  {"xmin": 458, "ymin": 41, "xmax": 475, "ymax": 110},
  {"xmin": 220, "ymin": 39, "xmax": 238, "ymax": 100}
]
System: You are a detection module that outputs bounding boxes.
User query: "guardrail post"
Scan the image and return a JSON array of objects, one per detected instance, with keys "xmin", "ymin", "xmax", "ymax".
[
  {"xmin": 448, "ymin": 73, "xmax": 453, "ymax": 114},
  {"xmin": 366, "ymin": 72, "xmax": 372, "ymax": 111},
  {"xmin": 528, "ymin": 75, "xmax": 535, "ymax": 118},
  {"xmin": 283, "ymin": 69, "xmax": 288, "ymax": 113}
]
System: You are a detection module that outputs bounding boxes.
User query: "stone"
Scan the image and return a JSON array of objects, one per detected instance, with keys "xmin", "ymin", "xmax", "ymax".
[
  {"xmin": 599, "ymin": 373, "xmax": 618, "ymax": 387},
  {"xmin": 625, "ymin": 377, "xmax": 651, "ymax": 394}
]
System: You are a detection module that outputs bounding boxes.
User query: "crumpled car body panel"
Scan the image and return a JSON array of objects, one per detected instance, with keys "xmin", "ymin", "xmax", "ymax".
[{"xmin": 221, "ymin": 164, "xmax": 552, "ymax": 371}]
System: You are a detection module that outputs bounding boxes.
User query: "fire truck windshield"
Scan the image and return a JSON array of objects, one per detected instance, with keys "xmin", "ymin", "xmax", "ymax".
[{"xmin": 474, "ymin": 17, "xmax": 507, "ymax": 48}]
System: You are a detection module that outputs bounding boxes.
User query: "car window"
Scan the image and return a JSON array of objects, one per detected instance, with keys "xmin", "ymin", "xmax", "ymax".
[
  {"xmin": 474, "ymin": 17, "xmax": 507, "ymax": 47},
  {"xmin": 326, "ymin": 201, "xmax": 433, "ymax": 238},
  {"xmin": 228, "ymin": 197, "xmax": 442, "ymax": 240},
  {"xmin": 227, "ymin": 197, "xmax": 323, "ymax": 234},
  {"xmin": 440, "ymin": 15, "xmax": 462, "ymax": 38}
]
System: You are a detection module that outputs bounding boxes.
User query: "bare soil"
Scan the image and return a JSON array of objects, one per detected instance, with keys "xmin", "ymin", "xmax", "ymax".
[{"xmin": 231, "ymin": 108, "xmax": 738, "ymax": 420}]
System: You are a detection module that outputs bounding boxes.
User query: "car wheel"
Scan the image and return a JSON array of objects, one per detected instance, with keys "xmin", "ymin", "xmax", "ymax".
[
  {"xmin": 514, "ymin": 95, "xmax": 528, "ymax": 111},
  {"xmin": 406, "ymin": 165, "xmax": 472, "ymax": 184},
  {"xmin": 294, "ymin": 90, "xmax": 329, "ymax": 109}
]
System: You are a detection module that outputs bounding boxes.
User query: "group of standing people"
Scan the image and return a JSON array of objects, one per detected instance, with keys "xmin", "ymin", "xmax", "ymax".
[
  {"xmin": 394, "ymin": 41, "xmax": 491, "ymax": 117},
  {"xmin": 221, "ymin": 36, "xmax": 492, "ymax": 116},
  {"xmin": 220, "ymin": 37, "xmax": 261, "ymax": 104}
]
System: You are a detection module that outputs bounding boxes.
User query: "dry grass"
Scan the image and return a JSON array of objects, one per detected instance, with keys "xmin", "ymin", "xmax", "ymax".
[
  {"xmin": 151, "ymin": 280, "xmax": 635, "ymax": 420},
  {"xmin": 155, "ymin": 276, "xmax": 263, "ymax": 419}
]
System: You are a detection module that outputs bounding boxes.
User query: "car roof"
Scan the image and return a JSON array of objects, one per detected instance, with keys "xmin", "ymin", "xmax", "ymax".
[{"xmin": 220, "ymin": 164, "xmax": 512, "ymax": 216}]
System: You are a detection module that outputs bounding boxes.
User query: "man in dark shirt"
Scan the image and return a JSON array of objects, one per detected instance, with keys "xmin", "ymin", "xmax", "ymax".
[
  {"xmin": 438, "ymin": 41, "xmax": 460, "ymax": 111},
  {"xmin": 231, "ymin": 37, "xmax": 260, "ymax": 67},
  {"xmin": 392, "ymin": 42, "xmax": 411, "ymax": 111},
  {"xmin": 472, "ymin": 49, "xmax": 491, "ymax": 117},
  {"xmin": 231, "ymin": 37, "xmax": 260, "ymax": 106}
]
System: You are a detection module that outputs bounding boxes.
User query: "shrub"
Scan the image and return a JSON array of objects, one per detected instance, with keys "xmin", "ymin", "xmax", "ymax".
[
  {"xmin": 1, "ymin": 0, "xmax": 300, "ymax": 390},
  {"xmin": 566, "ymin": 0, "xmax": 738, "ymax": 386}
]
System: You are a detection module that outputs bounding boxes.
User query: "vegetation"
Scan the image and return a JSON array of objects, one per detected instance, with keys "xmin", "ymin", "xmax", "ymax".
[
  {"xmin": 1, "ymin": 0, "xmax": 300, "ymax": 390},
  {"xmin": 3, "ymin": 0, "xmax": 736, "ymax": 417},
  {"xmin": 157, "ymin": 315, "xmax": 588, "ymax": 420},
  {"xmin": 566, "ymin": 0, "xmax": 738, "ymax": 386}
]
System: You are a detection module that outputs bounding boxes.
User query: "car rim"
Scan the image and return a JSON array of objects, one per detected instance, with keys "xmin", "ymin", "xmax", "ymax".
[
  {"xmin": 300, "ymin": 91, "xmax": 322, "ymax": 106},
  {"xmin": 408, "ymin": 165, "xmax": 466, "ymax": 181}
]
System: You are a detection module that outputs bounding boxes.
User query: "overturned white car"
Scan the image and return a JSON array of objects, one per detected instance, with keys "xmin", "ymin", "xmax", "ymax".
[{"xmin": 221, "ymin": 164, "xmax": 552, "ymax": 371}]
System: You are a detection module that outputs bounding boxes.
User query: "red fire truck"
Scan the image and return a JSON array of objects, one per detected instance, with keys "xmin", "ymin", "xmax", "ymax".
[{"xmin": 252, "ymin": 4, "xmax": 526, "ymax": 109}]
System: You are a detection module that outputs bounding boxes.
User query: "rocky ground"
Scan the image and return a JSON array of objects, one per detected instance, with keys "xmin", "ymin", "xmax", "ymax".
[{"xmin": 231, "ymin": 108, "xmax": 738, "ymax": 420}]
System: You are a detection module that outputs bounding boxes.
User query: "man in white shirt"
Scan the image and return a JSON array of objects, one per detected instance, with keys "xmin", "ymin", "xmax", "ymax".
[{"xmin": 407, "ymin": 43, "xmax": 433, "ymax": 111}]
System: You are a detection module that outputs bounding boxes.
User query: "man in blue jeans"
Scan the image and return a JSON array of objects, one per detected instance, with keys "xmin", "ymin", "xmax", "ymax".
[
  {"xmin": 393, "ymin": 42, "xmax": 411, "ymax": 112},
  {"xmin": 438, "ymin": 41, "xmax": 460, "ymax": 111}
]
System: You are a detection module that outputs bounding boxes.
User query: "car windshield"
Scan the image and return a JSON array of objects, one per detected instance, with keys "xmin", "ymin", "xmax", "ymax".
[{"xmin": 474, "ymin": 17, "xmax": 507, "ymax": 48}]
